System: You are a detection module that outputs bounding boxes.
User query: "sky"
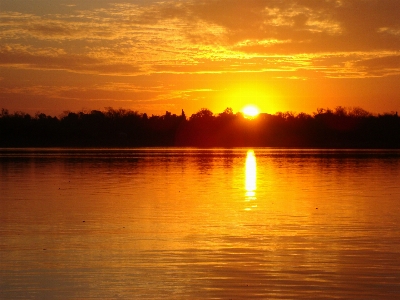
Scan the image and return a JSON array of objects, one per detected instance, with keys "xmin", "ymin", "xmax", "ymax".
[{"xmin": 1, "ymin": 0, "xmax": 400, "ymax": 117}]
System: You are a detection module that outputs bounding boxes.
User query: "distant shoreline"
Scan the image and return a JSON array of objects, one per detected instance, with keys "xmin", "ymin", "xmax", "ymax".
[{"xmin": 1, "ymin": 107, "xmax": 399, "ymax": 149}]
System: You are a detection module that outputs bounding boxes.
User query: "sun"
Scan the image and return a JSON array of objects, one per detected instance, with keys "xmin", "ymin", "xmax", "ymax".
[{"xmin": 242, "ymin": 105, "xmax": 260, "ymax": 119}]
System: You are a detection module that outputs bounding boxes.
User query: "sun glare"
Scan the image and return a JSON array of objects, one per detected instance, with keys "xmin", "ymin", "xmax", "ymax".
[
  {"xmin": 242, "ymin": 105, "xmax": 259, "ymax": 118},
  {"xmin": 245, "ymin": 150, "xmax": 257, "ymax": 194}
]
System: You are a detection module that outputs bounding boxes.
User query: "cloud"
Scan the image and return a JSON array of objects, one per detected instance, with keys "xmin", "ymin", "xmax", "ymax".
[
  {"xmin": 0, "ymin": 44, "xmax": 142, "ymax": 75},
  {"xmin": 0, "ymin": 81, "xmax": 163, "ymax": 103},
  {"xmin": 1, "ymin": 0, "xmax": 400, "ymax": 116},
  {"xmin": 354, "ymin": 55, "xmax": 400, "ymax": 77}
]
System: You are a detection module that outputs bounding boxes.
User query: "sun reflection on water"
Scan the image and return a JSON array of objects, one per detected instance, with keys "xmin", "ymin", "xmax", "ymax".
[{"xmin": 245, "ymin": 150, "xmax": 257, "ymax": 210}]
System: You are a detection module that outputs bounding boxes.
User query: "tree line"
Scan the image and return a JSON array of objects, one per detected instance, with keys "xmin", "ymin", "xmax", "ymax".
[{"xmin": 1, "ymin": 106, "xmax": 399, "ymax": 148}]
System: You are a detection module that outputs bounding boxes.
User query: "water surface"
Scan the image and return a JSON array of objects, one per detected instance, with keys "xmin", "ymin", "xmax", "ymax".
[{"xmin": 1, "ymin": 148, "xmax": 400, "ymax": 299}]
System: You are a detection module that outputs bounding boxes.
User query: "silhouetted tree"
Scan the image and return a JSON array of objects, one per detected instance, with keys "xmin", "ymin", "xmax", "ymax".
[{"xmin": 1, "ymin": 106, "xmax": 399, "ymax": 148}]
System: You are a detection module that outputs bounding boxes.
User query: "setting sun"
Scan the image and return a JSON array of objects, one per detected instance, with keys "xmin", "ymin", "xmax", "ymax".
[{"xmin": 242, "ymin": 105, "xmax": 260, "ymax": 118}]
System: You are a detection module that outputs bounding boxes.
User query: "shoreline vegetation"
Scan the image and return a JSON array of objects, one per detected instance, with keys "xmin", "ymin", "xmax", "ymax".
[{"xmin": 1, "ymin": 107, "xmax": 399, "ymax": 148}]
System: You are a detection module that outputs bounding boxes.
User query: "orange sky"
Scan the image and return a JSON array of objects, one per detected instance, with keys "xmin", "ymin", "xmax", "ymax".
[{"xmin": 1, "ymin": 0, "xmax": 399, "ymax": 117}]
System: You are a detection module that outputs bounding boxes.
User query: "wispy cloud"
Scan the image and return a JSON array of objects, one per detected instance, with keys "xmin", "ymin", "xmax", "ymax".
[
  {"xmin": 1, "ymin": 0, "xmax": 399, "ymax": 114},
  {"xmin": 2, "ymin": 0, "xmax": 399, "ymax": 76}
]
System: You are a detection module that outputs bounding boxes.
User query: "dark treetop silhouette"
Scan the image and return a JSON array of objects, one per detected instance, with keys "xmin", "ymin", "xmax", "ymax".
[{"xmin": 1, "ymin": 107, "xmax": 399, "ymax": 148}]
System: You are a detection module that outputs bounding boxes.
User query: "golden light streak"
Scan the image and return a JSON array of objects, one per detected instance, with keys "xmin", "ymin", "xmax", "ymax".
[{"xmin": 245, "ymin": 150, "xmax": 257, "ymax": 210}]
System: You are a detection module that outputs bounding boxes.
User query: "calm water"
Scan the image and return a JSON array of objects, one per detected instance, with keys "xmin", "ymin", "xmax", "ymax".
[{"xmin": 1, "ymin": 148, "xmax": 400, "ymax": 299}]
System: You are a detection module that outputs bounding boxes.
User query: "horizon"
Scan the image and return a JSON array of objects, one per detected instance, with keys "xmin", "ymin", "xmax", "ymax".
[
  {"xmin": 1, "ymin": 105, "xmax": 398, "ymax": 119},
  {"xmin": 1, "ymin": 1, "xmax": 399, "ymax": 117}
]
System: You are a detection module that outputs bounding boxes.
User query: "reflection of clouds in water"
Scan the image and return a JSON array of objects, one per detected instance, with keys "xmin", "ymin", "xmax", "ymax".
[{"xmin": 245, "ymin": 150, "xmax": 257, "ymax": 210}]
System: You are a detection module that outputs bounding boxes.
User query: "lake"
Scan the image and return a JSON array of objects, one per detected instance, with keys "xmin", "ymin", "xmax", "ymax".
[{"xmin": 1, "ymin": 148, "xmax": 400, "ymax": 299}]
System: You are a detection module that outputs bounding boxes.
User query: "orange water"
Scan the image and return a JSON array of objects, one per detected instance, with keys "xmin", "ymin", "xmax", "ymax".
[{"xmin": 1, "ymin": 149, "xmax": 400, "ymax": 299}]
